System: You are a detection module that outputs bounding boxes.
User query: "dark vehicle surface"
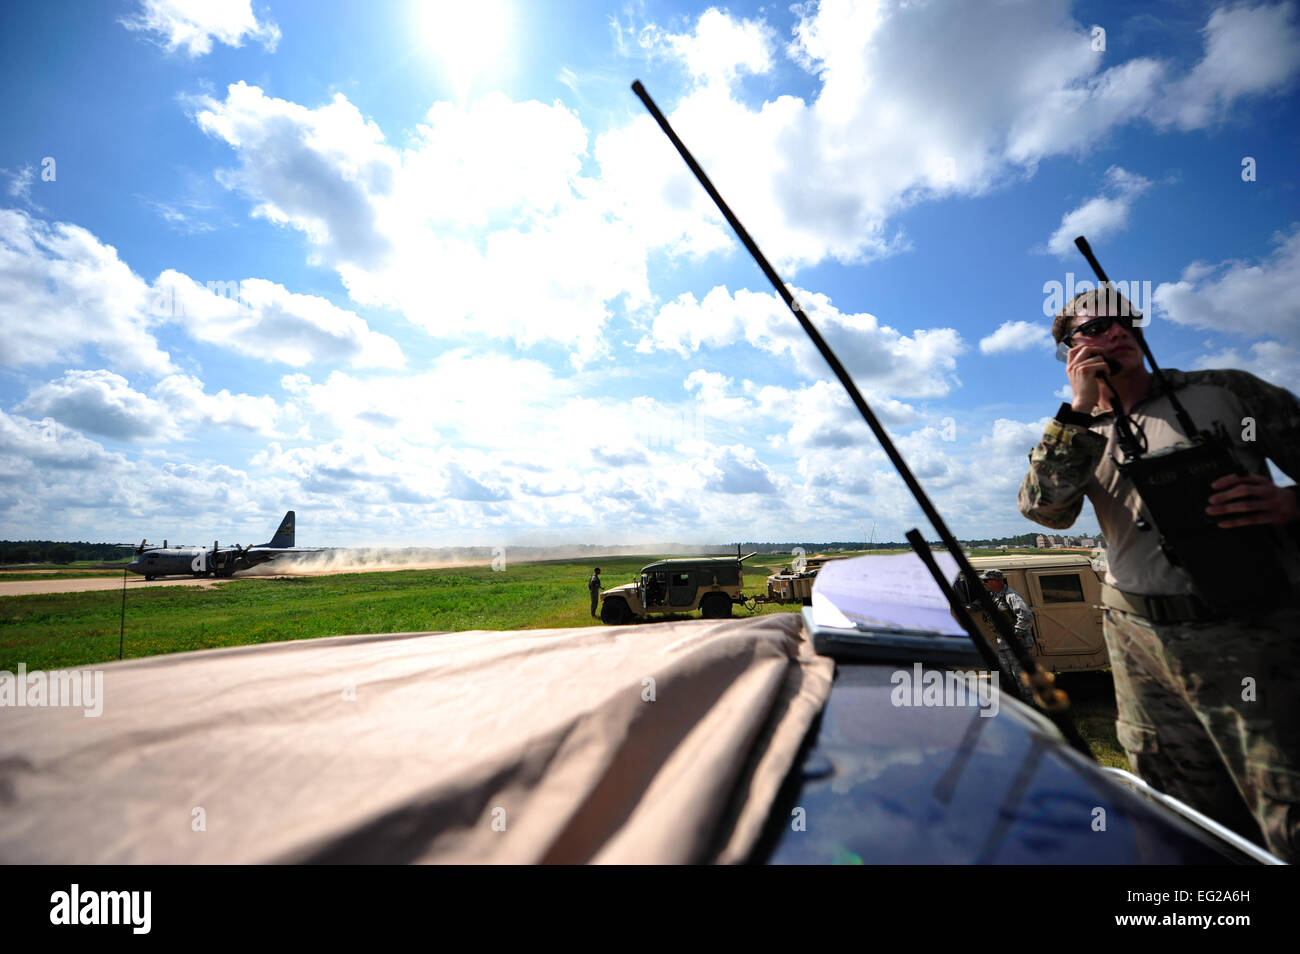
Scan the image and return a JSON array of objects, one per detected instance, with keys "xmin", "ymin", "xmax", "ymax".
[{"xmin": 749, "ymin": 640, "xmax": 1272, "ymax": 864}]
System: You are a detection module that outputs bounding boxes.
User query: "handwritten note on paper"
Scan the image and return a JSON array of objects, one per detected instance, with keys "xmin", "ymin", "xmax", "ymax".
[{"xmin": 810, "ymin": 552, "xmax": 967, "ymax": 636}]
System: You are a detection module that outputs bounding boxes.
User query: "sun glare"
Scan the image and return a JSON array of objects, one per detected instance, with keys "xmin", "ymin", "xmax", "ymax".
[{"xmin": 416, "ymin": 0, "xmax": 511, "ymax": 101}]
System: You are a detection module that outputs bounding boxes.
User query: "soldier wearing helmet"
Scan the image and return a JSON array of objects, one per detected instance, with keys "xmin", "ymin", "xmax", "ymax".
[{"xmin": 981, "ymin": 569, "xmax": 1037, "ymax": 701}]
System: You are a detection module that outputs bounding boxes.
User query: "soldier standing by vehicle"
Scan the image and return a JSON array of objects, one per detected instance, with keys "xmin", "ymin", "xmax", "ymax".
[
  {"xmin": 1019, "ymin": 286, "xmax": 1300, "ymax": 861},
  {"xmin": 589, "ymin": 567, "xmax": 602, "ymax": 617},
  {"xmin": 980, "ymin": 569, "xmax": 1036, "ymax": 701}
]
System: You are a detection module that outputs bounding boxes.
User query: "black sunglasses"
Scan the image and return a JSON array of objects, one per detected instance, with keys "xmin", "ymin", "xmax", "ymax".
[{"xmin": 1062, "ymin": 314, "xmax": 1130, "ymax": 346}]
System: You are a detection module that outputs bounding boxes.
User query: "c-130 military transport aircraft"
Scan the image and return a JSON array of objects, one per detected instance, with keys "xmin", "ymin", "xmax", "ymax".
[{"xmin": 126, "ymin": 510, "xmax": 315, "ymax": 580}]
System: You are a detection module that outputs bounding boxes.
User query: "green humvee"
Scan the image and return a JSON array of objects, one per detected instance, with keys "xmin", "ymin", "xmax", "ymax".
[{"xmin": 599, "ymin": 555, "xmax": 753, "ymax": 624}]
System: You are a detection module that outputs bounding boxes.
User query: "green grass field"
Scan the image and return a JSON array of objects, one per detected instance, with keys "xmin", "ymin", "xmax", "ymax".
[
  {"xmin": 0, "ymin": 555, "xmax": 804, "ymax": 672},
  {"xmin": 1052, "ymin": 672, "xmax": 1126, "ymax": 768}
]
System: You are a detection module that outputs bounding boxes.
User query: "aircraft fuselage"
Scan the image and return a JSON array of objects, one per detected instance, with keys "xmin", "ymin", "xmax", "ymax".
[{"xmin": 126, "ymin": 547, "xmax": 265, "ymax": 580}]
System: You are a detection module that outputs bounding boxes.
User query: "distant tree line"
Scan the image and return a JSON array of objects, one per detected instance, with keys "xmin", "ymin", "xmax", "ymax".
[
  {"xmin": 0, "ymin": 541, "xmax": 135, "ymax": 565},
  {"xmin": 734, "ymin": 541, "xmax": 910, "ymax": 553},
  {"xmin": 735, "ymin": 533, "xmax": 1103, "ymax": 552},
  {"xmin": 962, "ymin": 531, "xmax": 1102, "ymax": 547}
]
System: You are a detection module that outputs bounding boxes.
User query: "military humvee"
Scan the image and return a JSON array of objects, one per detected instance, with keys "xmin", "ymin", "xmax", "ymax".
[
  {"xmin": 961, "ymin": 554, "xmax": 1108, "ymax": 673},
  {"xmin": 599, "ymin": 555, "xmax": 752, "ymax": 624}
]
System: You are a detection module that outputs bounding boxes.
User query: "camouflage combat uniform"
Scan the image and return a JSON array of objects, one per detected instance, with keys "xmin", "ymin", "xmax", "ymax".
[
  {"xmin": 1019, "ymin": 368, "xmax": 1300, "ymax": 860},
  {"xmin": 589, "ymin": 571, "xmax": 602, "ymax": 617},
  {"xmin": 992, "ymin": 586, "xmax": 1037, "ymax": 701}
]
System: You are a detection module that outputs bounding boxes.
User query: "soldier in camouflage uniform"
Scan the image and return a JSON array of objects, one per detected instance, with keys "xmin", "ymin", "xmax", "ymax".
[
  {"xmin": 981, "ymin": 569, "xmax": 1037, "ymax": 702},
  {"xmin": 1019, "ymin": 288, "xmax": 1300, "ymax": 860},
  {"xmin": 589, "ymin": 567, "xmax": 602, "ymax": 617}
]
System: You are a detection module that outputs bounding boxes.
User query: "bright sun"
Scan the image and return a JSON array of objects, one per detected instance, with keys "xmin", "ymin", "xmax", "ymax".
[{"xmin": 416, "ymin": 0, "xmax": 511, "ymax": 101}]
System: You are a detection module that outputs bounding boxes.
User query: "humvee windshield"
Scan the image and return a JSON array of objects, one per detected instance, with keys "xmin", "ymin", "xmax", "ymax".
[{"xmin": 642, "ymin": 571, "xmax": 668, "ymax": 606}]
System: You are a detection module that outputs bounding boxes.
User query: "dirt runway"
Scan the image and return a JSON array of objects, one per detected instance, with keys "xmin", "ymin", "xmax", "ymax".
[
  {"xmin": 0, "ymin": 575, "xmax": 235, "ymax": 596},
  {"xmin": 0, "ymin": 561, "xmax": 484, "ymax": 597}
]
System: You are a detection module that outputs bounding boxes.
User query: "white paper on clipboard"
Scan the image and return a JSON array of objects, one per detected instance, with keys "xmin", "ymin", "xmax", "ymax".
[{"xmin": 809, "ymin": 552, "xmax": 967, "ymax": 636}]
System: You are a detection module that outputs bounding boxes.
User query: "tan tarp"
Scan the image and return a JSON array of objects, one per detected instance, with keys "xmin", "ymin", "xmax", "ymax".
[{"xmin": 0, "ymin": 614, "xmax": 833, "ymax": 864}]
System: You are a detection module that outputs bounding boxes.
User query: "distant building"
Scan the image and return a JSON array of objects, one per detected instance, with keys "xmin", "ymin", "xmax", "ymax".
[{"xmin": 1036, "ymin": 535, "xmax": 1046, "ymax": 548}]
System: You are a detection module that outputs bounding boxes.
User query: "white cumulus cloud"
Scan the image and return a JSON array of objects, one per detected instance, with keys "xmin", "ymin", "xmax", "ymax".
[
  {"xmin": 979, "ymin": 320, "xmax": 1054, "ymax": 355},
  {"xmin": 1153, "ymin": 226, "xmax": 1300, "ymax": 345},
  {"xmin": 1154, "ymin": 1, "xmax": 1300, "ymax": 130},
  {"xmin": 121, "ymin": 0, "xmax": 280, "ymax": 56},
  {"xmin": 0, "ymin": 210, "xmax": 174, "ymax": 375},
  {"xmin": 17, "ymin": 370, "xmax": 177, "ymax": 441},
  {"xmin": 1044, "ymin": 166, "xmax": 1153, "ymax": 257},
  {"xmin": 153, "ymin": 271, "xmax": 404, "ymax": 368},
  {"xmin": 16, "ymin": 370, "xmax": 294, "ymax": 442},
  {"xmin": 642, "ymin": 284, "xmax": 964, "ymax": 399}
]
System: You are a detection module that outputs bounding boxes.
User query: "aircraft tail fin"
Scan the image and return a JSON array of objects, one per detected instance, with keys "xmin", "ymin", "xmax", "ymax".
[{"xmin": 264, "ymin": 511, "xmax": 295, "ymax": 549}]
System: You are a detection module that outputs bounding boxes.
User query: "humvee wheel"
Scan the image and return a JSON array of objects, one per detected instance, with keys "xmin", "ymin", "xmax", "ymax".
[
  {"xmin": 601, "ymin": 597, "xmax": 632, "ymax": 625},
  {"xmin": 701, "ymin": 593, "xmax": 732, "ymax": 619},
  {"xmin": 145, "ymin": 575, "xmax": 155, "ymax": 581}
]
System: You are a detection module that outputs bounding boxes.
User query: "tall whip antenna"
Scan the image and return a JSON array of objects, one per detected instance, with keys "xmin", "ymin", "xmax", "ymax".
[{"xmin": 631, "ymin": 80, "xmax": 1092, "ymax": 757}]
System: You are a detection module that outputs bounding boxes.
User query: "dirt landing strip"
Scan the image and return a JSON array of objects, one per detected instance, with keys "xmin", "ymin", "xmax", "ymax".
[
  {"xmin": 0, "ymin": 576, "xmax": 237, "ymax": 596},
  {"xmin": 0, "ymin": 562, "xmax": 482, "ymax": 596}
]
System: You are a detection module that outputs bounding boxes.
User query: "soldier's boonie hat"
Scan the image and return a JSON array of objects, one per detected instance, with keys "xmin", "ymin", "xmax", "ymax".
[{"xmin": 980, "ymin": 569, "xmax": 1004, "ymax": 580}]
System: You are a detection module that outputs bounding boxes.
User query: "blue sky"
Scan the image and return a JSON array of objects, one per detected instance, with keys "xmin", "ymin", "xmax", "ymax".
[{"xmin": 2, "ymin": 0, "xmax": 1298, "ymax": 549}]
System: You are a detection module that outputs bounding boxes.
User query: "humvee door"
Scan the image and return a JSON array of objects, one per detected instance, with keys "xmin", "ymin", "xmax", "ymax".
[
  {"xmin": 668, "ymin": 571, "xmax": 695, "ymax": 607},
  {"xmin": 1024, "ymin": 567, "xmax": 1108, "ymax": 669}
]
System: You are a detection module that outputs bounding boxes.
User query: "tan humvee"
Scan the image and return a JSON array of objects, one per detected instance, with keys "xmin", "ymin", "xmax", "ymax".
[
  {"xmin": 962, "ymin": 554, "xmax": 1108, "ymax": 673},
  {"xmin": 600, "ymin": 555, "xmax": 750, "ymax": 624}
]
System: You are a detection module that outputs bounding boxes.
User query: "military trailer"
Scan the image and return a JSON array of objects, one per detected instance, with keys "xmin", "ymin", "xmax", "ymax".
[
  {"xmin": 763, "ymin": 555, "xmax": 852, "ymax": 605},
  {"xmin": 599, "ymin": 554, "xmax": 753, "ymax": 624},
  {"xmin": 961, "ymin": 554, "xmax": 1108, "ymax": 674},
  {"xmin": 765, "ymin": 566, "xmax": 817, "ymax": 604}
]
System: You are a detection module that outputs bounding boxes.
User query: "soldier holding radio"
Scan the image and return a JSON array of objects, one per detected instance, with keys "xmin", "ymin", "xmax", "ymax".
[{"xmin": 1019, "ymin": 285, "xmax": 1300, "ymax": 861}]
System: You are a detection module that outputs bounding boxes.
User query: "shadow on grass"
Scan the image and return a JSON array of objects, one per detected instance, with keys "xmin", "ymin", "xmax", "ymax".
[{"xmin": 1055, "ymin": 670, "xmax": 1125, "ymax": 768}]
